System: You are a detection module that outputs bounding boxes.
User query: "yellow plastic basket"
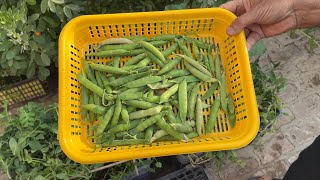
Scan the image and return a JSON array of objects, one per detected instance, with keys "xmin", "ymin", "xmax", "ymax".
[{"xmin": 58, "ymin": 8, "xmax": 259, "ymax": 164}]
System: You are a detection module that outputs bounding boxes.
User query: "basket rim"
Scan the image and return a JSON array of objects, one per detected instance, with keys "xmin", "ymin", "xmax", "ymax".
[{"xmin": 58, "ymin": 7, "xmax": 259, "ymax": 164}]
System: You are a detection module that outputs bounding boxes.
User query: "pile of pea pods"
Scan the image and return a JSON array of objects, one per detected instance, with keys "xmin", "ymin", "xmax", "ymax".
[{"xmin": 77, "ymin": 34, "xmax": 236, "ymax": 147}]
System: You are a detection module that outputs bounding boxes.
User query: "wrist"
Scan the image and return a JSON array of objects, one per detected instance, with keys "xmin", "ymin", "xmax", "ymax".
[{"xmin": 292, "ymin": 0, "xmax": 320, "ymax": 27}]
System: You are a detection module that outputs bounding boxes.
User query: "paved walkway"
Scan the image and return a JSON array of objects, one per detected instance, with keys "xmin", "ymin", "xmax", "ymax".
[{"xmin": 205, "ymin": 30, "xmax": 320, "ymax": 180}]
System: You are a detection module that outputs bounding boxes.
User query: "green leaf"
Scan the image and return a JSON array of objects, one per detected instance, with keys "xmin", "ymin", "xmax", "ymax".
[
  {"xmin": 51, "ymin": 0, "xmax": 65, "ymax": 4},
  {"xmin": 26, "ymin": 63, "xmax": 36, "ymax": 78},
  {"xmin": 66, "ymin": 4, "xmax": 80, "ymax": 11},
  {"xmin": 63, "ymin": 7, "xmax": 72, "ymax": 18},
  {"xmin": 0, "ymin": 41, "xmax": 14, "ymax": 51},
  {"xmin": 13, "ymin": 61, "xmax": 28, "ymax": 69},
  {"xmin": 48, "ymin": 0, "xmax": 56, "ymax": 13},
  {"xmin": 28, "ymin": 141, "xmax": 42, "ymax": 151},
  {"xmin": 40, "ymin": 52, "xmax": 51, "ymax": 66},
  {"xmin": 9, "ymin": 138, "xmax": 18, "ymax": 156},
  {"xmin": 28, "ymin": 14, "xmax": 40, "ymax": 23},
  {"xmin": 155, "ymin": 162, "xmax": 162, "ymax": 168},
  {"xmin": 40, "ymin": 0, "xmax": 48, "ymax": 13},
  {"xmin": 36, "ymin": 19, "xmax": 46, "ymax": 32},
  {"xmin": 56, "ymin": 173, "xmax": 68, "ymax": 179},
  {"xmin": 34, "ymin": 175, "xmax": 45, "ymax": 180},
  {"xmin": 249, "ymin": 40, "xmax": 266, "ymax": 57},
  {"xmin": 6, "ymin": 46, "xmax": 20, "ymax": 60},
  {"xmin": 29, "ymin": 41, "xmax": 38, "ymax": 50},
  {"xmin": 38, "ymin": 67, "xmax": 50, "ymax": 80},
  {"xmin": 8, "ymin": 59, "xmax": 13, "ymax": 67},
  {"xmin": 26, "ymin": 0, "xmax": 37, "ymax": 5},
  {"xmin": 42, "ymin": 16, "xmax": 59, "ymax": 27},
  {"xmin": 165, "ymin": 0, "xmax": 190, "ymax": 10}
]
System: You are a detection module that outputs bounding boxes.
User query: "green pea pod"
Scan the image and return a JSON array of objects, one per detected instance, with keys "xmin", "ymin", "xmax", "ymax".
[
  {"xmin": 184, "ymin": 61, "xmax": 214, "ymax": 82},
  {"xmin": 82, "ymin": 104, "xmax": 107, "ymax": 114},
  {"xmin": 160, "ymin": 84, "xmax": 179, "ymax": 104},
  {"xmin": 145, "ymin": 126, "xmax": 154, "ymax": 143},
  {"xmin": 229, "ymin": 113, "xmax": 236, "ymax": 128},
  {"xmin": 162, "ymin": 43, "xmax": 179, "ymax": 58},
  {"xmin": 110, "ymin": 98, "xmax": 122, "ymax": 127},
  {"xmin": 150, "ymin": 130, "xmax": 168, "ymax": 143},
  {"xmin": 145, "ymin": 50, "xmax": 165, "ymax": 67},
  {"xmin": 109, "ymin": 120, "xmax": 141, "ymax": 133},
  {"xmin": 88, "ymin": 94, "xmax": 95, "ymax": 122},
  {"xmin": 170, "ymin": 123, "xmax": 193, "ymax": 133},
  {"xmin": 99, "ymin": 43, "xmax": 139, "ymax": 51},
  {"xmin": 97, "ymin": 72, "xmax": 113, "ymax": 94},
  {"xmin": 187, "ymin": 82, "xmax": 197, "ymax": 92},
  {"xmin": 156, "ymin": 118, "xmax": 186, "ymax": 140},
  {"xmin": 157, "ymin": 57, "xmax": 182, "ymax": 75},
  {"xmin": 136, "ymin": 112, "xmax": 166, "ymax": 132},
  {"xmin": 96, "ymin": 106, "xmax": 115, "ymax": 135},
  {"xmin": 228, "ymin": 93, "xmax": 235, "ymax": 113},
  {"xmin": 215, "ymin": 47, "xmax": 221, "ymax": 81},
  {"xmin": 188, "ymin": 84, "xmax": 200, "ymax": 120},
  {"xmin": 139, "ymin": 41, "xmax": 166, "ymax": 63},
  {"xmin": 179, "ymin": 79, "xmax": 187, "ymax": 122},
  {"xmin": 208, "ymin": 46, "xmax": 216, "ymax": 75},
  {"xmin": 151, "ymin": 34, "xmax": 177, "ymax": 41},
  {"xmin": 77, "ymin": 74, "xmax": 104, "ymax": 97},
  {"xmin": 175, "ymin": 114, "xmax": 182, "ymax": 123},
  {"xmin": 124, "ymin": 49, "xmax": 145, "ymax": 56},
  {"xmin": 108, "ymin": 71, "xmax": 151, "ymax": 86},
  {"xmin": 84, "ymin": 62, "xmax": 97, "ymax": 84},
  {"xmin": 87, "ymin": 49, "xmax": 130, "ymax": 57},
  {"xmin": 125, "ymin": 100, "xmax": 157, "ymax": 109},
  {"xmin": 149, "ymin": 40, "xmax": 168, "ymax": 46},
  {"xmin": 203, "ymin": 53, "xmax": 211, "ymax": 71},
  {"xmin": 137, "ymin": 57, "xmax": 152, "ymax": 66},
  {"xmin": 124, "ymin": 53, "xmax": 147, "ymax": 66},
  {"xmin": 182, "ymin": 36, "xmax": 210, "ymax": 49},
  {"xmin": 220, "ymin": 75, "xmax": 228, "ymax": 113},
  {"xmin": 165, "ymin": 69, "xmax": 190, "ymax": 78},
  {"xmin": 142, "ymin": 96, "xmax": 160, "ymax": 104},
  {"xmin": 178, "ymin": 54, "xmax": 212, "ymax": 77},
  {"xmin": 127, "ymin": 106, "xmax": 136, "ymax": 113},
  {"xmin": 124, "ymin": 76, "xmax": 163, "ymax": 88},
  {"xmin": 206, "ymin": 94, "xmax": 220, "ymax": 134},
  {"xmin": 202, "ymin": 81, "xmax": 219, "ymax": 100},
  {"xmin": 169, "ymin": 100, "xmax": 179, "ymax": 109},
  {"xmin": 175, "ymin": 38, "xmax": 193, "ymax": 58},
  {"xmin": 121, "ymin": 106, "xmax": 129, "ymax": 123},
  {"xmin": 80, "ymin": 71, "xmax": 89, "ymax": 121},
  {"xmin": 148, "ymin": 82, "xmax": 175, "ymax": 90},
  {"xmin": 169, "ymin": 75, "xmax": 200, "ymax": 84},
  {"xmin": 186, "ymin": 120, "xmax": 196, "ymax": 127},
  {"xmin": 186, "ymin": 132, "xmax": 198, "ymax": 139},
  {"xmin": 118, "ymin": 92, "xmax": 143, "ymax": 101},
  {"xmin": 196, "ymin": 96, "xmax": 204, "ymax": 135},
  {"xmin": 90, "ymin": 63, "xmax": 130, "ymax": 75},
  {"xmin": 192, "ymin": 42, "xmax": 201, "ymax": 61},
  {"xmin": 113, "ymin": 56, "xmax": 121, "ymax": 68},
  {"xmin": 129, "ymin": 105, "xmax": 165, "ymax": 120},
  {"xmin": 166, "ymin": 108, "xmax": 177, "ymax": 124}
]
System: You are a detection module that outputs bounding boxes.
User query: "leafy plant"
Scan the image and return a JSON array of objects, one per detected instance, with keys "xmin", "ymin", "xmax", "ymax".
[
  {"xmin": 0, "ymin": 102, "xmax": 102, "ymax": 179},
  {"xmin": 0, "ymin": 0, "xmax": 81, "ymax": 80}
]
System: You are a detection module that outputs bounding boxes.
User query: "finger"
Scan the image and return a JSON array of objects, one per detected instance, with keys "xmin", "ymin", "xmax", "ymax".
[
  {"xmin": 246, "ymin": 32, "xmax": 263, "ymax": 50},
  {"xmin": 227, "ymin": 9, "xmax": 259, "ymax": 36},
  {"xmin": 261, "ymin": 15, "xmax": 297, "ymax": 37},
  {"xmin": 244, "ymin": 28, "xmax": 250, "ymax": 37}
]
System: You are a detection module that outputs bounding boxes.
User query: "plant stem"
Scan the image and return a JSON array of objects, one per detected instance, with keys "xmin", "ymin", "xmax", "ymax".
[{"xmin": 90, "ymin": 160, "xmax": 129, "ymax": 173}]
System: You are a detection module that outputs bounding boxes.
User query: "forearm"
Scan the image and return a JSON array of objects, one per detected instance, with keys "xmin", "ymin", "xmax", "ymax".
[{"xmin": 293, "ymin": 0, "xmax": 320, "ymax": 27}]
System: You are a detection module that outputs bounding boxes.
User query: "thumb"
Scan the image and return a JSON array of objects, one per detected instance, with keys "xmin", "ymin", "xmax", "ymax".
[{"xmin": 227, "ymin": 9, "xmax": 258, "ymax": 36}]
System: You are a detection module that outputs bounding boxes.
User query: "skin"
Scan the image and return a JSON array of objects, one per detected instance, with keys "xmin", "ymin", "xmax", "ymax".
[{"xmin": 220, "ymin": 0, "xmax": 320, "ymax": 50}]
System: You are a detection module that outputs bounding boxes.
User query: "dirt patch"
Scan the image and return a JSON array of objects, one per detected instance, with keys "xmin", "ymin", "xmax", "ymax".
[{"xmin": 271, "ymin": 143, "xmax": 282, "ymax": 153}]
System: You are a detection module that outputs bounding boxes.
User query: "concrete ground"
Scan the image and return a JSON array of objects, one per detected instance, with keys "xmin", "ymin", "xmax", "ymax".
[{"xmin": 205, "ymin": 30, "xmax": 320, "ymax": 180}]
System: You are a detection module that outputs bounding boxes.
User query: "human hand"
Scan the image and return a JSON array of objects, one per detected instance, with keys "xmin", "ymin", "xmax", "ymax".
[{"xmin": 220, "ymin": 0, "xmax": 297, "ymax": 50}]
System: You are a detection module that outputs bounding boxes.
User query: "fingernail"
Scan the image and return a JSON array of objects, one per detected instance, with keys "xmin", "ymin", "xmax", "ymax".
[{"xmin": 227, "ymin": 27, "xmax": 235, "ymax": 36}]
